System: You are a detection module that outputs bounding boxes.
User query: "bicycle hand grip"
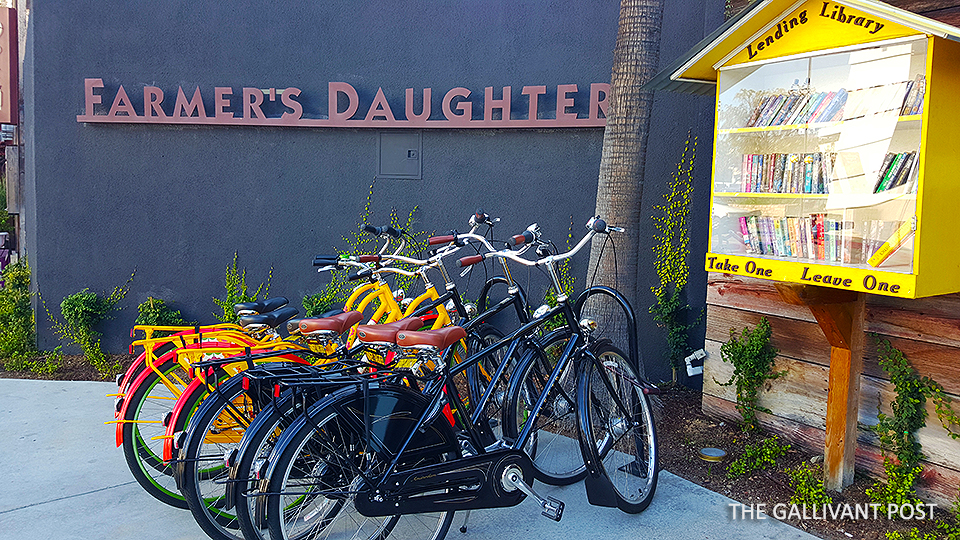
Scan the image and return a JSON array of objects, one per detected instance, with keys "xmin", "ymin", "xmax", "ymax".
[
  {"xmin": 358, "ymin": 255, "xmax": 381, "ymax": 263},
  {"xmin": 362, "ymin": 224, "xmax": 379, "ymax": 235},
  {"xmin": 509, "ymin": 230, "xmax": 535, "ymax": 246},
  {"xmin": 458, "ymin": 255, "xmax": 483, "ymax": 267},
  {"xmin": 428, "ymin": 235, "xmax": 456, "ymax": 246},
  {"xmin": 313, "ymin": 255, "xmax": 340, "ymax": 266},
  {"xmin": 348, "ymin": 269, "xmax": 373, "ymax": 281}
]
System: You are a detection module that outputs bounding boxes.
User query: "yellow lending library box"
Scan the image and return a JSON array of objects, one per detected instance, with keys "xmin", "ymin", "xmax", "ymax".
[{"xmin": 665, "ymin": 0, "xmax": 960, "ymax": 298}]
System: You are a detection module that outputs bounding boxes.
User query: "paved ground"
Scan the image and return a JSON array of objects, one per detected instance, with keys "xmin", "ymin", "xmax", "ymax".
[{"xmin": 0, "ymin": 379, "xmax": 820, "ymax": 540}]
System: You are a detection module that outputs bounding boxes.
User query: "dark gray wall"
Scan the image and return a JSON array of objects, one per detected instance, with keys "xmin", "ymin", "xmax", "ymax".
[{"xmin": 22, "ymin": 0, "xmax": 722, "ymax": 384}]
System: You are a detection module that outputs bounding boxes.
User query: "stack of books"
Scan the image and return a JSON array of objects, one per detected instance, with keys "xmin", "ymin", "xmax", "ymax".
[
  {"xmin": 873, "ymin": 151, "xmax": 917, "ymax": 193},
  {"xmin": 745, "ymin": 89, "xmax": 848, "ymax": 127},
  {"xmin": 738, "ymin": 214, "xmax": 840, "ymax": 261},
  {"xmin": 740, "ymin": 152, "xmax": 833, "ymax": 194},
  {"xmin": 739, "ymin": 215, "xmax": 914, "ymax": 266},
  {"xmin": 899, "ymin": 75, "xmax": 925, "ymax": 116}
]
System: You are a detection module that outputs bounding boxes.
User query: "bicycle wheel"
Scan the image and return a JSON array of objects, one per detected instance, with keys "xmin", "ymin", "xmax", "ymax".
[
  {"xmin": 577, "ymin": 343, "xmax": 658, "ymax": 513},
  {"xmin": 179, "ymin": 374, "xmax": 256, "ymax": 540},
  {"xmin": 465, "ymin": 324, "xmax": 506, "ymax": 442},
  {"xmin": 233, "ymin": 393, "xmax": 303, "ymax": 540},
  {"xmin": 121, "ymin": 357, "xmax": 193, "ymax": 508},
  {"xmin": 265, "ymin": 385, "xmax": 455, "ymax": 540},
  {"xmin": 502, "ymin": 330, "xmax": 584, "ymax": 485}
]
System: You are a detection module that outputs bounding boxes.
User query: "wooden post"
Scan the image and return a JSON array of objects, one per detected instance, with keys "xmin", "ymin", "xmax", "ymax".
[{"xmin": 775, "ymin": 283, "xmax": 865, "ymax": 490}]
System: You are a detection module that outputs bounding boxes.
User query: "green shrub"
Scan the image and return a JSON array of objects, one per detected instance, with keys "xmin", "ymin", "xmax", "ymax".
[
  {"xmin": 302, "ymin": 280, "xmax": 349, "ymax": 318},
  {"xmin": 29, "ymin": 346, "xmax": 62, "ymax": 375},
  {"xmin": 212, "ymin": 252, "xmax": 270, "ymax": 324},
  {"xmin": 0, "ymin": 259, "xmax": 36, "ymax": 361},
  {"xmin": 716, "ymin": 317, "xmax": 784, "ymax": 430},
  {"xmin": 48, "ymin": 273, "xmax": 132, "ymax": 378},
  {"xmin": 787, "ymin": 462, "xmax": 832, "ymax": 508},
  {"xmin": 135, "ymin": 297, "xmax": 188, "ymax": 327},
  {"xmin": 867, "ymin": 458, "xmax": 923, "ymax": 509},
  {"xmin": 726, "ymin": 436, "xmax": 790, "ymax": 479}
]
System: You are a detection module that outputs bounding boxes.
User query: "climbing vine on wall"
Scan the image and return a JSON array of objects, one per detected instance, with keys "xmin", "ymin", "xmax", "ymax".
[{"xmin": 650, "ymin": 133, "xmax": 701, "ymax": 374}]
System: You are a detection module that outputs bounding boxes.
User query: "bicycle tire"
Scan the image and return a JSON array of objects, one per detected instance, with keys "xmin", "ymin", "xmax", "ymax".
[
  {"xmin": 265, "ymin": 384, "xmax": 456, "ymax": 540},
  {"xmin": 233, "ymin": 392, "xmax": 303, "ymax": 540},
  {"xmin": 121, "ymin": 358, "xmax": 193, "ymax": 508},
  {"xmin": 502, "ymin": 330, "xmax": 585, "ymax": 485},
  {"xmin": 179, "ymin": 374, "xmax": 256, "ymax": 540},
  {"xmin": 576, "ymin": 343, "xmax": 658, "ymax": 513}
]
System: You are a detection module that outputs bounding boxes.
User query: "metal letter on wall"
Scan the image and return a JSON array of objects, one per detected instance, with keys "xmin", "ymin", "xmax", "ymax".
[{"xmin": 0, "ymin": 8, "xmax": 17, "ymax": 125}]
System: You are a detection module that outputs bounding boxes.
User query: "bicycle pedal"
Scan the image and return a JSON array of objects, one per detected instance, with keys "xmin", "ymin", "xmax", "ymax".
[{"xmin": 542, "ymin": 496, "xmax": 564, "ymax": 522}]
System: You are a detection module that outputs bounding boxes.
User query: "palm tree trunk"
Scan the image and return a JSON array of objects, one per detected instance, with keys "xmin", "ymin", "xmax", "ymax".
[{"xmin": 585, "ymin": 0, "xmax": 664, "ymax": 375}]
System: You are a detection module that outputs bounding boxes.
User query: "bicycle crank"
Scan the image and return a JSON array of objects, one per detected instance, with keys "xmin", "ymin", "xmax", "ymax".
[{"xmin": 500, "ymin": 465, "xmax": 564, "ymax": 521}]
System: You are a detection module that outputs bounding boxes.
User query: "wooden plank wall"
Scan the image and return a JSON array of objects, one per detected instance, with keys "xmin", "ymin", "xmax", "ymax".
[{"xmin": 702, "ymin": 274, "xmax": 960, "ymax": 504}]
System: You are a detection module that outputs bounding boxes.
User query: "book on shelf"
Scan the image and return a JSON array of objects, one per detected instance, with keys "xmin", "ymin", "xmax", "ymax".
[
  {"xmin": 814, "ymin": 214, "xmax": 826, "ymax": 260},
  {"xmin": 746, "ymin": 95, "xmax": 771, "ymax": 127},
  {"xmin": 739, "ymin": 216, "xmax": 751, "ymax": 253},
  {"xmin": 867, "ymin": 218, "xmax": 916, "ymax": 267},
  {"xmin": 737, "ymin": 152, "xmax": 831, "ymax": 194},
  {"xmin": 807, "ymin": 91, "xmax": 835, "ymax": 122},
  {"xmin": 876, "ymin": 152, "xmax": 905, "ymax": 192},
  {"xmin": 771, "ymin": 94, "xmax": 798, "ymax": 126},
  {"xmin": 890, "ymin": 152, "xmax": 918, "ymax": 190},
  {"xmin": 904, "ymin": 75, "xmax": 925, "ymax": 115},
  {"xmin": 816, "ymin": 88, "xmax": 848, "ymax": 123},
  {"xmin": 785, "ymin": 93, "xmax": 811, "ymax": 125},
  {"xmin": 756, "ymin": 94, "xmax": 785, "ymax": 126},
  {"xmin": 873, "ymin": 151, "xmax": 916, "ymax": 193},
  {"xmin": 798, "ymin": 91, "xmax": 826, "ymax": 123},
  {"xmin": 747, "ymin": 216, "xmax": 762, "ymax": 254}
]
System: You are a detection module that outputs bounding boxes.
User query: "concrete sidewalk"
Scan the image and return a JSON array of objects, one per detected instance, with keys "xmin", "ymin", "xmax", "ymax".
[{"xmin": 0, "ymin": 379, "xmax": 820, "ymax": 540}]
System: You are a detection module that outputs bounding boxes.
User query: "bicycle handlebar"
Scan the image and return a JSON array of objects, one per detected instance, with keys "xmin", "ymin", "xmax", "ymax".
[
  {"xmin": 362, "ymin": 224, "xmax": 402, "ymax": 239},
  {"xmin": 476, "ymin": 216, "xmax": 622, "ymax": 268}
]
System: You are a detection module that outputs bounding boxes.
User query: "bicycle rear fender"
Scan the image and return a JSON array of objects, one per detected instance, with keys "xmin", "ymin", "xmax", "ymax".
[
  {"xmin": 115, "ymin": 349, "xmax": 180, "ymax": 447},
  {"xmin": 162, "ymin": 375, "xmax": 209, "ymax": 462},
  {"xmin": 115, "ymin": 339, "xmax": 242, "ymax": 448}
]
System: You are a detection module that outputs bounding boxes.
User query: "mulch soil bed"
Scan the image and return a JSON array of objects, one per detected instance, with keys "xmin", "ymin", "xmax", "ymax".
[{"xmin": 658, "ymin": 385, "xmax": 949, "ymax": 540}]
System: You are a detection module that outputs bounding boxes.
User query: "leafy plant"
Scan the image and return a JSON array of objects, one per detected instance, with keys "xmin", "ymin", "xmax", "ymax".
[
  {"xmin": 0, "ymin": 258, "xmax": 36, "ymax": 362},
  {"xmin": 787, "ymin": 462, "xmax": 832, "ymax": 508},
  {"xmin": 302, "ymin": 284, "xmax": 348, "ymax": 317},
  {"xmin": 725, "ymin": 436, "xmax": 790, "ymax": 478},
  {"xmin": 867, "ymin": 459, "xmax": 923, "ymax": 509},
  {"xmin": 716, "ymin": 317, "xmax": 784, "ymax": 430},
  {"xmin": 542, "ymin": 216, "xmax": 576, "ymax": 332},
  {"xmin": 305, "ymin": 179, "xmax": 433, "ymax": 319},
  {"xmin": 650, "ymin": 134, "xmax": 701, "ymax": 376},
  {"xmin": 47, "ymin": 272, "xmax": 133, "ymax": 378},
  {"xmin": 212, "ymin": 252, "xmax": 271, "ymax": 324},
  {"xmin": 135, "ymin": 296, "xmax": 188, "ymax": 327},
  {"xmin": 29, "ymin": 346, "xmax": 62, "ymax": 375},
  {"xmin": 873, "ymin": 338, "xmax": 929, "ymax": 470}
]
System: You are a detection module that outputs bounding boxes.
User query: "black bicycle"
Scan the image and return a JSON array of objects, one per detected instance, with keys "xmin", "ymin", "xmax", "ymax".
[{"xmin": 259, "ymin": 216, "xmax": 659, "ymax": 540}]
